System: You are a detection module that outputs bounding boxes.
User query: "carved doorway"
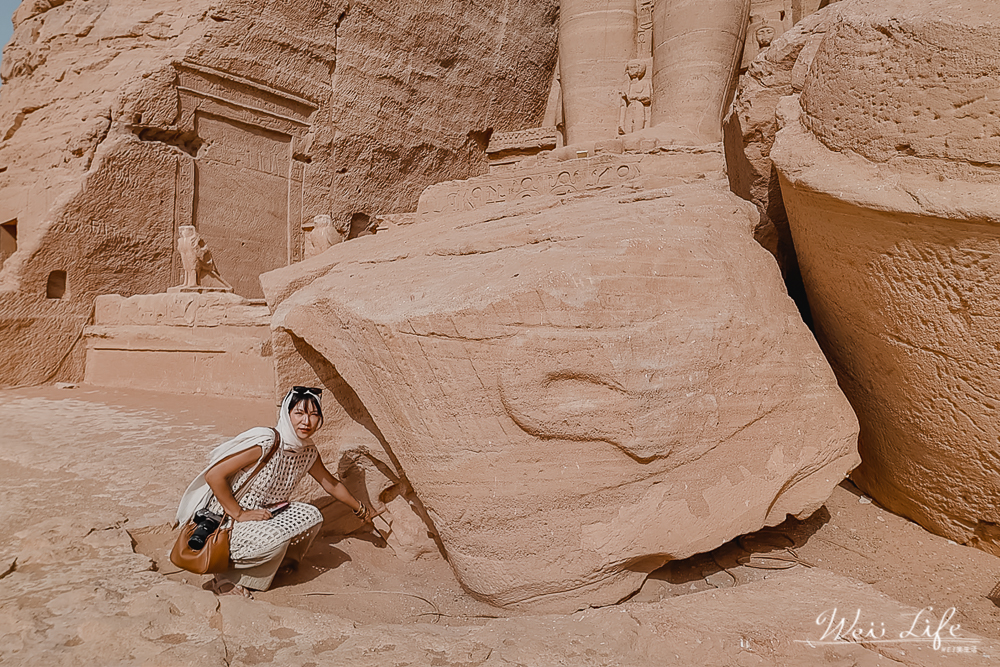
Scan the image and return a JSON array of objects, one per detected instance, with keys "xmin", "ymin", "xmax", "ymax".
[{"xmin": 194, "ymin": 112, "xmax": 292, "ymax": 299}]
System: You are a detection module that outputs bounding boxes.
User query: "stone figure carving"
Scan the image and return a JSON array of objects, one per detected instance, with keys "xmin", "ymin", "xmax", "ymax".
[
  {"xmin": 755, "ymin": 22, "xmax": 776, "ymax": 49},
  {"xmin": 741, "ymin": 16, "xmax": 786, "ymax": 71},
  {"xmin": 560, "ymin": 0, "xmax": 751, "ymax": 144},
  {"xmin": 618, "ymin": 60, "xmax": 652, "ymax": 135},
  {"xmin": 304, "ymin": 214, "xmax": 347, "ymax": 259},
  {"xmin": 174, "ymin": 225, "xmax": 233, "ymax": 292},
  {"xmin": 542, "ymin": 60, "xmax": 565, "ymax": 145}
]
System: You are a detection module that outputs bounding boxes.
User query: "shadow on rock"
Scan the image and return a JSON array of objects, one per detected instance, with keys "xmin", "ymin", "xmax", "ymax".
[{"xmin": 635, "ymin": 503, "xmax": 832, "ymax": 601}]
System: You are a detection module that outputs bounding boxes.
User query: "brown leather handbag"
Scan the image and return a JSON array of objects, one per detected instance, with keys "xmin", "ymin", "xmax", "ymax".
[{"xmin": 170, "ymin": 429, "xmax": 280, "ymax": 574}]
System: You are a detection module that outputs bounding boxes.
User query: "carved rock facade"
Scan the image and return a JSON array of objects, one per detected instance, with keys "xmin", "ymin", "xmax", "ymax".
[{"xmin": 0, "ymin": 0, "xmax": 558, "ymax": 386}]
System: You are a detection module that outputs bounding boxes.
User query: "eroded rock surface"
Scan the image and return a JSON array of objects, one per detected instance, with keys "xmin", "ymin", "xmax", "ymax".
[
  {"xmin": 262, "ymin": 165, "xmax": 860, "ymax": 612},
  {"xmin": 771, "ymin": 0, "xmax": 1000, "ymax": 556}
]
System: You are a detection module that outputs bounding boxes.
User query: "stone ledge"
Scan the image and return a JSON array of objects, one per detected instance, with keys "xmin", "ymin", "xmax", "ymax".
[
  {"xmin": 93, "ymin": 292, "xmax": 271, "ymax": 328},
  {"xmin": 83, "ymin": 324, "xmax": 274, "ymax": 397},
  {"xmin": 85, "ymin": 293, "xmax": 274, "ymax": 397}
]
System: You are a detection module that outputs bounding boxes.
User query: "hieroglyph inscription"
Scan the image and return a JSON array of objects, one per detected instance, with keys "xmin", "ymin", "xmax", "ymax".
[
  {"xmin": 486, "ymin": 127, "xmax": 560, "ymax": 154},
  {"xmin": 417, "ymin": 157, "xmax": 642, "ymax": 215},
  {"xmin": 637, "ymin": 0, "xmax": 654, "ymax": 59}
]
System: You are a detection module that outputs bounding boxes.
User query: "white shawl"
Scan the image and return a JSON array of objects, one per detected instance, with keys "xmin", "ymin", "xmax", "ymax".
[{"xmin": 174, "ymin": 390, "xmax": 316, "ymax": 525}]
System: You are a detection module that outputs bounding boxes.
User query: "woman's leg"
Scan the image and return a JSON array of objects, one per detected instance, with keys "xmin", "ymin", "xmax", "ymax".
[
  {"xmin": 283, "ymin": 522, "xmax": 322, "ymax": 567},
  {"xmin": 217, "ymin": 503, "xmax": 324, "ymax": 593},
  {"xmin": 217, "ymin": 539, "xmax": 290, "ymax": 592}
]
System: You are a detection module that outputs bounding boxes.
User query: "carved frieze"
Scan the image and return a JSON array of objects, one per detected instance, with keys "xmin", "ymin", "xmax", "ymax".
[
  {"xmin": 486, "ymin": 127, "xmax": 561, "ymax": 154},
  {"xmin": 417, "ymin": 155, "xmax": 643, "ymax": 215}
]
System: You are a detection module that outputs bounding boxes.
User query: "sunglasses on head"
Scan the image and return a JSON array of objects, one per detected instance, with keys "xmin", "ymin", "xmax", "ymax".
[{"xmin": 292, "ymin": 386, "xmax": 323, "ymax": 396}]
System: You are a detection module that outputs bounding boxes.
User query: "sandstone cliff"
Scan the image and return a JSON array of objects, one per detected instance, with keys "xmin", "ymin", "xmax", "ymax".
[{"xmin": 0, "ymin": 0, "xmax": 559, "ymax": 386}]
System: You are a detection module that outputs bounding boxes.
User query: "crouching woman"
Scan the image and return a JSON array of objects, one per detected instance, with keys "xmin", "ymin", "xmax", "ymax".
[{"xmin": 175, "ymin": 386, "xmax": 372, "ymax": 598}]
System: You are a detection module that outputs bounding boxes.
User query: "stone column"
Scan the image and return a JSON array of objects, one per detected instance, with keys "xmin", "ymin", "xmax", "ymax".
[
  {"xmin": 652, "ymin": 0, "xmax": 751, "ymax": 143},
  {"xmin": 559, "ymin": 0, "xmax": 637, "ymax": 145}
]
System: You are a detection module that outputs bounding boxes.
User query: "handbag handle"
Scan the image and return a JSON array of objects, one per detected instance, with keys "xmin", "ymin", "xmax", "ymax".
[{"xmin": 221, "ymin": 428, "xmax": 280, "ymax": 523}]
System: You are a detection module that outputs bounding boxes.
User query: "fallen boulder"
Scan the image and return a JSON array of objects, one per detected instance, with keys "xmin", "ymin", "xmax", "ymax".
[{"xmin": 263, "ymin": 173, "xmax": 859, "ymax": 611}]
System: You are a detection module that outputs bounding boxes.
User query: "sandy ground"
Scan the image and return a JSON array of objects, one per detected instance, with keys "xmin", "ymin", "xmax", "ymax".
[
  {"xmin": 3, "ymin": 383, "xmax": 999, "ymax": 665},
  {"xmin": 637, "ymin": 479, "xmax": 1000, "ymax": 640}
]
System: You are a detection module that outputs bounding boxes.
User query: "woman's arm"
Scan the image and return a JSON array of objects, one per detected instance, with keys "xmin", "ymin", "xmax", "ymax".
[
  {"xmin": 204, "ymin": 446, "xmax": 271, "ymax": 522},
  {"xmin": 308, "ymin": 456, "xmax": 371, "ymax": 521}
]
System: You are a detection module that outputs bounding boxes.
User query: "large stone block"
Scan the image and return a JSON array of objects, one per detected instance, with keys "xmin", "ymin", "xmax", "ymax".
[
  {"xmin": 262, "ymin": 174, "xmax": 859, "ymax": 611},
  {"xmin": 771, "ymin": 0, "xmax": 1000, "ymax": 556},
  {"xmin": 83, "ymin": 293, "xmax": 274, "ymax": 397}
]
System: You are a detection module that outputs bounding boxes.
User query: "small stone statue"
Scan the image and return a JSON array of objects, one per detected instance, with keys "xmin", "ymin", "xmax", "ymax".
[
  {"xmin": 303, "ymin": 214, "xmax": 348, "ymax": 259},
  {"xmin": 175, "ymin": 225, "xmax": 233, "ymax": 292},
  {"xmin": 755, "ymin": 23, "xmax": 776, "ymax": 50},
  {"xmin": 618, "ymin": 59, "xmax": 652, "ymax": 135},
  {"xmin": 742, "ymin": 20, "xmax": 780, "ymax": 71}
]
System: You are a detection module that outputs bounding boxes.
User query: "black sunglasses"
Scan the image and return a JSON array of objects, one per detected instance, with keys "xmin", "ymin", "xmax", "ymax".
[{"xmin": 292, "ymin": 386, "xmax": 323, "ymax": 396}]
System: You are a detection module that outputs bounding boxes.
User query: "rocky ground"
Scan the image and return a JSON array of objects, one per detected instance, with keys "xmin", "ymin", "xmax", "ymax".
[{"xmin": 2, "ymin": 384, "xmax": 999, "ymax": 665}]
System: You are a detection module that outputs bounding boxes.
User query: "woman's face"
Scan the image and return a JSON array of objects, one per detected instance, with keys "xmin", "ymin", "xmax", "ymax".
[{"xmin": 289, "ymin": 399, "xmax": 322, "ymax": 439}]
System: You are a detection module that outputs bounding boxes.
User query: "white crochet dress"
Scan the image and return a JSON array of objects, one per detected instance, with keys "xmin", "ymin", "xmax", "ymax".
[{"xmin": 208, "ymin": 444, "xmax": 323, "ymax": 561}]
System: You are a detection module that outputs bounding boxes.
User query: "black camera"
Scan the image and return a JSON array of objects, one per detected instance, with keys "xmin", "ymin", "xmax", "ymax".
[{"xmin": 188, "ymin": 508, "xmax": 222, "ymax": 550}]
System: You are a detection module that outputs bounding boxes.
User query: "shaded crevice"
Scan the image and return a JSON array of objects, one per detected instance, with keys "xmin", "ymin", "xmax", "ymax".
[
  {"xmin": 467, "ymin": 128, "xmax": 493, "ymax": 152},
  {"xmin": 3, "ymin": 112, "xmax": 27, "ymax": 142},
  {"xmin": 347, "ymin": 212, "xmax": 373, "ymax": 239},
  {"xmin": 427, "ymin": 234, "xmax": 584, "ymax": 258},
  {"xmin": 132, "ymin": 127, "xmax": 203, "ymax": 157},
  {"xmin": 330, "ymin": 4, "xmax": 349, "ymax": 81},
  {"xmin": 397, "ymin": 330, "xmax": 515, "ymax": 343},
  {"xmin": 0, "ymin": 557, "xmax": 16, "ymax": 581},
  {"xmin": 3, "ymin": 103, "xmax": 47, "ymax": 141},
  {"xmin": 82, "ymin": 111, "xmax": 112, "ymax": 171}
]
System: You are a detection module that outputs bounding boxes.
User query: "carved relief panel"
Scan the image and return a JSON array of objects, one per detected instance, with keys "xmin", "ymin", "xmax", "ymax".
[
  {"xmin": 168, "ymin": 64, "xmax": 316, "ymax": 299},
  {"xmin": 741, "ymin": 0, "xmax": 795, "ymax": 70},
  {"xmin": 194, "ymin": 113, "xmax": 291, "ymax": 298}
]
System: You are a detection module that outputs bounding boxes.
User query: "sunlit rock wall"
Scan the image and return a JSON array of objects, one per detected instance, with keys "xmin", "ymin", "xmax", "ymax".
[
  {"xmin": 0, "ymin": 0, "xmax": 558, "ymax": 386},
  {"xmin": 772, "ymin": 0, "xmax": 1000, "ymax": 556}
]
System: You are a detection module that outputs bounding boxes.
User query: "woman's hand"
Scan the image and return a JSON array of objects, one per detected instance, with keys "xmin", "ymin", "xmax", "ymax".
[
  {"xmin": 353, "ymin": 502, "xmax": 372, "ymax": 522},
  {"xmin": 235, "ymin": 508, "xmax": 272, "ymax": 522},
  {"xmin": 309, "ymin": 456, "xmax": 375, "ymax": 522}
]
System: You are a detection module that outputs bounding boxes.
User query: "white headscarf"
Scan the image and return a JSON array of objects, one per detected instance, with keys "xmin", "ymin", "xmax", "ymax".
[
  {"xmin": 276, "ymin": 387, "xmax": 319, "ymax": 452},
  {"xmin": 173, "ymin": 388, "xmax": 321, "ymax": 525}
]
